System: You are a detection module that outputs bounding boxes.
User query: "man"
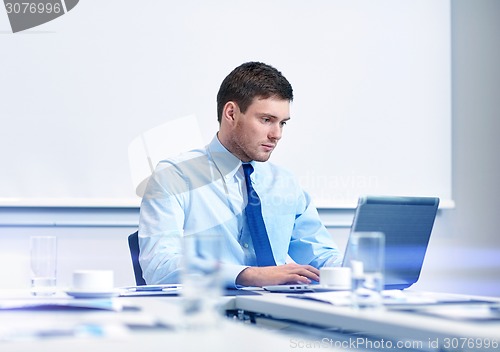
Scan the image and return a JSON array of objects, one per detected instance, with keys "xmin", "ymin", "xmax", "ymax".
[{"xmin": 139, "ymin": 62, "xmax": 341, "ymax": 288}]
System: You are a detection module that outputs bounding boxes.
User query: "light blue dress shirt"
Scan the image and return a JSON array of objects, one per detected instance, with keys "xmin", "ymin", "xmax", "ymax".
[{"xmin": 138, "ymin": 135, "xmax": 342, "ymax": 287}]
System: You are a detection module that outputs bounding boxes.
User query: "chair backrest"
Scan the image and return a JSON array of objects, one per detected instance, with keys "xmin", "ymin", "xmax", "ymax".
[{"xmin": 128, "ymin": 231, "xmax": 147, "ymax": 286}]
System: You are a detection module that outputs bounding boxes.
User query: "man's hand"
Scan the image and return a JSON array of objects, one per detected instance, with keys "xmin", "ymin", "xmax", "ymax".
[{"xmin": 235, "ymin": 263, "xmax": 320, "ymax": 287}]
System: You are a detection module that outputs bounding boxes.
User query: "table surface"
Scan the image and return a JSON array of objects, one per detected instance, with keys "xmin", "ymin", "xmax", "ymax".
[
  {"xmin": 235, "ymin": 291, "xmax": 500, "ymax": 344},
  {"xmin": 0, "ymin": 289, "xmax": 304, "ymax": 352},
  {"xmin": 1, "ymin": 289, "xmax": 499, "ymax": 351}
]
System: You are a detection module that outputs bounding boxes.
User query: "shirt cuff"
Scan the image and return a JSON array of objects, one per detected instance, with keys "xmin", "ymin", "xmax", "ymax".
[
  {"xmin": 322, "ymin": 255, "xmax": 343, "ymax": 267},
  {"xmin": 221, "ymin": 263, "xmax": 249, "ymax": 288}
]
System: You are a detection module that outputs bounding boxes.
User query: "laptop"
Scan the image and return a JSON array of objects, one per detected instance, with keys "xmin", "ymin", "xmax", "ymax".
[{"xmin": 264, "ymin": 195, "xmax": 440, "ymax": 292}]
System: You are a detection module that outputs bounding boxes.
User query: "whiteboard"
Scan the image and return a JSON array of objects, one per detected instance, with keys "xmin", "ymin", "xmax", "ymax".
[{"xmin": 0, "ymin": 0, "xmax": 452, "ymax": 208}]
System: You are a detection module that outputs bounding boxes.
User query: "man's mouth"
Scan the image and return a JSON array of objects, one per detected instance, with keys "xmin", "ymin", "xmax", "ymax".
[{"xmin": 262, "ymin": 143, "xmax": 276, "ymax": 152}]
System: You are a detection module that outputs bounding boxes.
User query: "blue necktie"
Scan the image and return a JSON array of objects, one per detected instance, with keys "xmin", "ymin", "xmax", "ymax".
[{"xmin": 243, "ymin": 163, "xmax": 276, "ymax": 266}]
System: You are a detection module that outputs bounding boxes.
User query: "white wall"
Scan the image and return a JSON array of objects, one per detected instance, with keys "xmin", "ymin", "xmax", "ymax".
[
  {"xmin": 0, "ymin": 0, "xmax": 452, "ymax": 208},
  {"xmin": 335, "ymin": 1, "xmax": 500, "ymax": 297},
  {"xmin": 0, "ymin": 208, "xmax": 138, "ymax": 289},
  {"xmin": 413, "ymin": 0, "xmax": 500, "ymax": 296},
  {"xmin": 1, "ymin": 0, "xmax": 499, "ymax": 296}
]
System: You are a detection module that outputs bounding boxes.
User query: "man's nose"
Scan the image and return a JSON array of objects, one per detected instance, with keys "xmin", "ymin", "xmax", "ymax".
[{"xmin": 269, "ymin": 124, "xmax": 282, "ymax": 141}]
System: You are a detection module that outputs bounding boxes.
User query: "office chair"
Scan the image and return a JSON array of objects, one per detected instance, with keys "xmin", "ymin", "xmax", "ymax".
[{"xmin": 128, "ymin": 231, "xmax": 147, "ymax": 286}]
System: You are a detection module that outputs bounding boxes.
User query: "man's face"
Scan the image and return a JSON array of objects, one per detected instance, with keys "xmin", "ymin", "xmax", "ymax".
[{"xmin": 229, "ymin": 97, "xmax": 290, "ymax": 162}]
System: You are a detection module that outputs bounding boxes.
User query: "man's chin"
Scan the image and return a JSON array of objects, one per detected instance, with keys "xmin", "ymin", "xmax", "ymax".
[{"xmin": 253, "ymin": 153, "xmax": 273, "ymax": 162}]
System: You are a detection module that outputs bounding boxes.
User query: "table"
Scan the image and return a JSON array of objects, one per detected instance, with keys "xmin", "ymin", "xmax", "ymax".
[
  {"xmin": 234, "ymin": 291, "xmax": 500, "ymax": 351},
  {"xmin": 1, "ymin": 289, "xmax": 499, "ymax": 352},
  {"xmin": 0, "ymin": 290, "xmax": 323, "ymax": 352}
]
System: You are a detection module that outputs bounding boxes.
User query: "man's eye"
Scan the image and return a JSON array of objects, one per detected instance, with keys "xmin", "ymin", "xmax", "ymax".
[{"xmin": 280, "ymin": 121, "xmax": 287, "ymax": 127}]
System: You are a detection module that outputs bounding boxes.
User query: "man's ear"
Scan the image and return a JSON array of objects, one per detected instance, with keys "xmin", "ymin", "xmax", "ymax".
[{"xmin": 222, "ymin": 101, "xmax": 238, "ymax": 124}]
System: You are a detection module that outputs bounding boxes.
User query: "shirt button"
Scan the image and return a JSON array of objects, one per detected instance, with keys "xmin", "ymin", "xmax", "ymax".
[{"xmin": 243, "ymin": 243, "xmax": 249, "ymax": 248}]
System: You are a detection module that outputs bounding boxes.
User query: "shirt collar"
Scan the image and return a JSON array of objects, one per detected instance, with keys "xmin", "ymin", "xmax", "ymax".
[{"xmin": 207, "ymin": 135, "xmax": 242, "ymax": 181}]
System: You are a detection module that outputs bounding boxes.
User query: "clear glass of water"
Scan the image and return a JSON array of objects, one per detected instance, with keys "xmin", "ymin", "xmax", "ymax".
[
  {"xmin": 30, "ymin": 236, "xmax": 57, "ymax": 296},
  {"xmin": 181, "ymin": 233, "xmax": 222, "ymax": 330},
  {"xmin": 348, "ymin": 232, "xmax": 385, "ymax": 309}
]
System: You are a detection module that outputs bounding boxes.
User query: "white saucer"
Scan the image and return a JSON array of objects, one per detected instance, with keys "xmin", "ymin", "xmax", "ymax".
[{"xmin": 65, "ymin": 290, "xmax": 120, "ymax": 299}]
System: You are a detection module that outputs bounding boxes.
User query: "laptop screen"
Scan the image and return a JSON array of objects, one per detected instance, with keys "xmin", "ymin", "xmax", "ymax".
[{"xmin": 343, "ymin": 196, "xmax": 440, "ymax": 290}]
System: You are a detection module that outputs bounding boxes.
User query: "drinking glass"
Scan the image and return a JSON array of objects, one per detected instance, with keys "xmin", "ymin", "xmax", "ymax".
[
  {"xmin": 30, "ymin": 236, "xmax": 57, "ymax": 296},
  {"xmin": 348, "ymin": 232, "xmax": 385, "ymax": 309},
  {"xmin": 181, "ymin": 233, "xmax": 222, "ymax": 329}
]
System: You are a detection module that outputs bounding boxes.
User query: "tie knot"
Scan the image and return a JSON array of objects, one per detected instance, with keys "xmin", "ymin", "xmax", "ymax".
[{"xmin": 242, "ymin": 163, "xmax": 254, "ymax": 179}]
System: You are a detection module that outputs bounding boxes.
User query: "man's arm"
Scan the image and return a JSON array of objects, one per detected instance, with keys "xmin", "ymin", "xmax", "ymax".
[
  {"xmin": 138, "ymin": 162, "xmax": 187, "ymax": 284},
  {"xmin": 235, "ymin": 264, "xmax": 320, "ymax": 287},
  {"xmin": 288, "ymin": 191, "xmax": 343, "ymax": 268},
  {"xmin": 234, "ymin": 176, "xmax": 339, "ymax": 287},
  {"xmin": 139, "ymin": 157, "xmax": 253, "ymax": 287}
]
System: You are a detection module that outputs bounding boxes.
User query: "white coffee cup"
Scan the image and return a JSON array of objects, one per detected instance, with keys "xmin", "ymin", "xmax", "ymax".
[
  {"xmin": 72, "ymin": 270, "xmax": 114, "ymax": 292},
  {"xmin": 319, "ymin": 267, "xmax": 351, "ymax": 289}
]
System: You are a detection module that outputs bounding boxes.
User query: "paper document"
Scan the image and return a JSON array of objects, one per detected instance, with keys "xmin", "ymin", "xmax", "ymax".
[
  {"xmin": 288, "ymin": 290, "xmax": 484, "ymax": 307},
  {"xmin": 119, "ymin": 284, "xmax": 182, "ymax": 297},
  {"xmin": 0, "ymin": 298, "xmax": 123, "ymax": 311}
]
